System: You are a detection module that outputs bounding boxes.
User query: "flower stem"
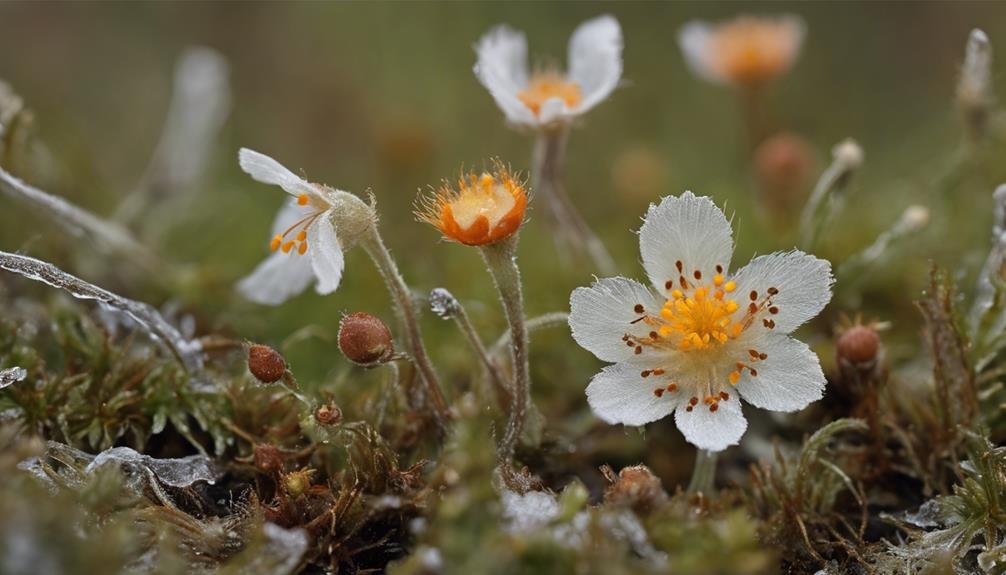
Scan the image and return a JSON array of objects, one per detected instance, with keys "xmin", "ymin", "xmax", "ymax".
[
  {"xmin": 532, "ymin": 128, "xmax": 616, "ymax": 276},
  {"xmin": 480, "ymin": 235, "xmax": 531, "ymax": 463},
  {"xmin": 451, "ymin": 298, "xmax": 513, "ymax": 412},
  {"xmin": 360, "ymin": 226, "xmax": 450, "ymax": 432},
  {"xmin": 686, "ymin": 449, "xmax": 719, "ymax": 497}
]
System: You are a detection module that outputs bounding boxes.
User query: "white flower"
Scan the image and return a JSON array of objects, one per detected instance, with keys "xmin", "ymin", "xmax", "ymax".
[
  {"xmin": 474, "ymin": 15, "xmax": 622, "ymax": 128},
  {"xmin": 237, "ymin": 148, "xmax": 374, "ymax": 305},
  {"xmin": 678, "ymin": 15, "xmax": 805, "ymax": 87},
  {"xmin": 569, "ymin": 192, "xmax": 833, "ymax": 451}
]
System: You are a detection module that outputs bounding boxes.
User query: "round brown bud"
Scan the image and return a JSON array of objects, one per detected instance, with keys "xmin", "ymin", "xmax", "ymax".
[
  {"xmin": 338, "ymin": 312, "xmax": 394, "ymax": 366},
  {"xmin": 248, "ymin": 344, "xmax": 287, "ymax": 383},
  {"xmin": 253, "ymin": 444, "xmax": 283, "ymax": 473},
  {"xmin": 314, "ymin": 402, "xmax": 343, "ymax": 427},
  {"xmin": 837, "ymin": 325, "xmax": 880, "ymax": 366},
  {"xmin": 603, "ymin": 464, "xmax": 668, "ymax": 512},
  {"xmin": 754, "ymin": 132, "xmax": 815, "ymax": 215}
]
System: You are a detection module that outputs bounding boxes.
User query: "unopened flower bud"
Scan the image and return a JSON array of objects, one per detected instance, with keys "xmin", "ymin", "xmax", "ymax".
[
  {"xmin": 958, "ymin": 29, "xmax": 993, "ymax": 140},
  {"xmin": 832, "ymin": 138, "xmax": 864, "ymax": 171},
  {"xmin": 754, "ymin": 132, "xmax": 815, "ymax": 215},
  {"xmin": 836, "ymin": 325, "xmax": 880, "ymax": 368},
  {"xmin": 338, "ymin": 312, "xmax": 394, "ymax": 366},
  {"xmin": 314, "ymin": 402, "xmax": 343, "ymax": 426},
  {"xmin": 247, "ymin": 344, "xmax": 287, "ymax": 383},
  {"xmin": 899, "ymin": 205, "xmax": 930, "ymax": 234},
  {"xmin": 281, "ymin": 469, "xmax": 315, "ymax": 498},
  {"xmin": 253, "ymin": 444, "xmax": 284, "ymax": 473},
  {"xmin": 603, "ymin": 464, "xmax": 668, "ymax": 512}
]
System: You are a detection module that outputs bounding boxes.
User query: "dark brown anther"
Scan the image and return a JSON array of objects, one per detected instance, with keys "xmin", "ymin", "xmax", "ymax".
[
  {"xmin": 641, "ymin": 370, "xmax": 651, "ymax": 378},
  {"xmin": 667, "ymin": 383, "xmax": 678, "ymax": 392},
  {"xmin": 693, "ymin": 270, "xmax": 702, "ymax": 280},
  {"xmin": 649, "ymin": 331, "xmax": 659, "ymax": 339},
  {"xmin": 769, "ymin": 306, "xmax": 779, "ymax": 314},
  {"xmin": 709, "ymin": 403, "xmax": 719, "ymax": 412},
  {"xmin": 676, "ymin": 260, "xmax": 684, "ymax": 272},
  {"xmin": 248, "ymin": 344, "xmax": 287, "ymax": 384},
  {"xmin": 749, "ymin": 369, "xmax": 758, "ymax": 377},
  {"xmin": 763, "ymin": 319, "xmax": 776, "ymax": 329},
  {"xmin": 759, "ymin": 352, "xmax": 768, "ymax": 360},
  {"xmin": 686, "ymin": 405, "xmax": 694, "ymax": 412},
  {"xmin": 665, "ymin": 280, "xmax": 674, "ymax": 290},
  {"xmin": 748, "ymin": 303, "xmax": 758, "ymax": 314},
  {"xmin": 338, "ymin": 312, "xmax": 395, "ymax": 366},
  {"xmin": 749, "ymin": 290, "xmax": 758, "ymax": 301},
  {"xmin": 689, "ymin": 396, "xmax": 699, "ymax": 406},
  {"xmin": 719, "ymin": 391, "xmax": 730, "ymax": 400},
  {"xmin": 634, "ymin": 346, "xmax": 643, "ymax": 355},
  {"xmin": 748, "ymin": 349, "xmax": 760, "ymax": 358},
  {"xmin": 715, "ymin": 264, "xmax": 723, "ymax": 274},
  {"xmin": 634, "ymin": 304, "xmax": 645, "ymax": 313},
  {"xmin": 654, "ymin": 388, "xmax": 665, "ymax": 397},
  {"xmin": 767, "ymin": 287, "xmax": 779, "ymax": 295}
]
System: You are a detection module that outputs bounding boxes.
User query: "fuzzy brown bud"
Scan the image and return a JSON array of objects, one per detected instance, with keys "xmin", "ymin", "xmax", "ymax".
[
  {"xmin": 754, "ymin": 132, "xmax": 815, "ymax": 216},
  {"xmin": 314, "ymin": 402, "xmax": 343, "ymax": 427},
  {"xmin": 836, "ymin": 325, "xmax": 880, "ymax": 367},
  {"xmin": 338, "ymin": 312, "xmax": 394, "ymax": 366},
  {"xmin": 253, "ymin": 444, "xmax": 283, "ymax": 473},
  {"xmin": 603, "ymin": 464, "xmax": 668, "ymax": 513},
  {"xmin": 247, "ymin": 344, "xmax": 287, "ymax": 383}
]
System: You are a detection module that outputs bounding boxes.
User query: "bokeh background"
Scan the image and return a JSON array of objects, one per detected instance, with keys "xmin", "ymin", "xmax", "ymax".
[{"xmin": 2, "ymin": 1, "xmax": 1006, "ymax": 485}]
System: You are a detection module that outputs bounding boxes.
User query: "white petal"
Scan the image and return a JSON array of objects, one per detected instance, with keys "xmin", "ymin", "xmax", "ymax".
[
  {"xmin": 677, "ymin": 22, "xmax": 725, "ymax": 84},
  {"xmin": 638, "ymin": 192, "xmax": 734, "ymax": 295},
  {"xmin": 586, "ymin": 362, "xmax": 682, "ymax": 426},
  {"xmin": 674, "ymin": 396, "xmax": 747, "ymax": 451},
  {"xmin": 238, "ymin": 251, "xmax": 314, "ymax": 306},
  {"xmin": 473, "ymin": 25, "xmax": 537, "ymax": 126},
  {"xmin": 239, "ymin": 148, "xmax": 317, "ymax": 198},
  {"xmin": 307, "ymin": 210, "xmax": 344, "ymax": 295},
  {"xmin": 735, "ymin": 334, "xmax": 825, "ymax": 412},
  {"xmin": 730, "ymin": 251, "xmax": 833, "ymax": 333},
  {"xmin": 270, "ymin": 199, "xmax": 314, "ymax": 238},
  {"xmin": 568, "ymin": 14, "xmax": 623, "ymax": 112},
  {"xmin": 569, "ymin": 277, "xmax": 663, "ymax": 363}
]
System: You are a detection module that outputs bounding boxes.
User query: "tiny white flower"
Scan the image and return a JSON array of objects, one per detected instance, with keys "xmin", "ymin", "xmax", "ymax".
[
  {"xmin": 474, "ymin": 15, "xmax": 623, "ymax": 128},
  {"xmin": 569, "ymin": 192, "xmax": 833, "ymax": 451},
  {"xmin": 678, "ymin": 15, "xmax": 805, "ymax": 87},
  {"xmin": 237, "ymin": 148, "xmax": 374, "ymax": 305}
]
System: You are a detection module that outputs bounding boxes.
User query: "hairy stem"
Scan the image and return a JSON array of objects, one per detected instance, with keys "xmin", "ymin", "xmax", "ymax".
[
  {"xmin": 532, "ymin": 128, "xmax": 616, "ymax": 276},
  {"xmin": 360, "ymin": 227, "xmax": 450, "ymax": 431},
  {"xmin": 686, "ymin": 449, "xmax": 719, "ymax": 497},
  {"xmin": 480, "ymin": 236, "xmax": 531, "ymax": 463},
  {"xmin": 451, "ymin": 299, "xmax": 512, "ymax": 411}
]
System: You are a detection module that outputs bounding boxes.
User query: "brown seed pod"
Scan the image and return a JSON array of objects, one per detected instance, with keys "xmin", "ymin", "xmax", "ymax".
[
  {"xmin": 253, "ymin": 444, "xmax": 284, "ymax": 473},
  {"xmin": 603, "ymin": 464, "xmax": 668, "ymax": 512},
  {"xmin": 314, "ymin": 402, "xmax": 343, "ymax": 427},
  {"xmin": 754, "ymin": 132, "xmax": 815, "ymax": 216},
  {"xmin": 281, "ymin": 469, "xmax": 315, "ymax": 498},
  {"xmin": 836, "ymin": 325, "xmax": 880, "ymax": 367},
  {"xmin": 338, "ymin": 312, "xmax": 394, "ymax": 366},
  {"xmin": 247, "ymin": 344, "xmax": 287, "ymax": 383}
]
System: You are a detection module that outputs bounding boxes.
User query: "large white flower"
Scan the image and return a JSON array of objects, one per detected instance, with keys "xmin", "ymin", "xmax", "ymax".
[
  {"xmin": 474, "ymin": 15, "xmax": 623, "ymax": 128},
  {"xmin": 237, "ymin": 148, "xmax": 373, "ymax": 305},
  {"xmin": 569, "ymin": 192, "xmax": 833, "ymax": 451}
]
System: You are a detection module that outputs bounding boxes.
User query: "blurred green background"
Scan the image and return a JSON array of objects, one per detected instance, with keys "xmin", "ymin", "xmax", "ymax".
[{"xmin": 2, "ymin": 1, "xmax": 1006, "ymax": 481}]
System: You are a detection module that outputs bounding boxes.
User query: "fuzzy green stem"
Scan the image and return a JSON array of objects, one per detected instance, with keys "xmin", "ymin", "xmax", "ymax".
[
  {"xmin": 480, "ymin": 235, "xmax": 531, "ymax": 463},
  {"xmin": 533, "ymin": 128, "xmax": 616, "ymax": 276},
  {"xmin": 451, "ymin": 300, "xmax": 512, "ymax": 411},
  {"xmin": 686, "ymin": 449, "xmax": 719, "ymax": 497},
  {"xmin": 360, "ymin": 226, "xmax": 450, "ymax": 431}
]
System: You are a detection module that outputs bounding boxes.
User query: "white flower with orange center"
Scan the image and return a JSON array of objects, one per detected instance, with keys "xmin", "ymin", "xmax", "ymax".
[
  {"xmin": 237, "ymin": 148, "xmax": 374, "ymax": 305},
  {"xmin": 474, "ymin": 15, "xmax": 622, "ymax": 127},
  {"xmin": 569, "ymin": 192, "xmax": 833, "ymax": 451},
  {"xmin": 416, "ymin": 162, "xmax": 528, "ymax": 246},
  {"xmin": 678, "ymin": 15, "xmax": 805, "ymax": 87}
]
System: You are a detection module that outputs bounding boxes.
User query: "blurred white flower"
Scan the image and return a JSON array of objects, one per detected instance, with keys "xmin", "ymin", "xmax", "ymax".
[
  {"xmin": 474, "ymin": 15, "xmax": 623, "ymax": 128},
  {"xmin": 569, "ymin": 192, "xmax": 833, "ymax": 451},
  {"xmin": 678, "ymin": 15, "xmax": 805, "ymax": 87},
  {"xmin": 237, "ymin": 148, "xmax": 373, "ymax": 305}
]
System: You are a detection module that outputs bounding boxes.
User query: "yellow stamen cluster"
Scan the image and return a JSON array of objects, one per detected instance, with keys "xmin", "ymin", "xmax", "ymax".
[
  {"xmin": 517, "ymin": 71, "xmax": 583, "ymax": 117},
  {"xmin": 658, "ymin": 276, "xmax": 741, "ymax": 351},
  {"xmin": 269, "ymin": 195, "xmax": 323, "ymax": 257}
]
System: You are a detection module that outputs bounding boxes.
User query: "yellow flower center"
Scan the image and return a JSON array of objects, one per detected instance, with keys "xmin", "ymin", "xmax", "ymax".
[
  {"xmin": 416, "ymin": 162, "xmax": 527, "ymax": 246},
  {"xmin": 658, "ymin": 278, "xmax": 741, "ymax": 351},
  {"xmin": 517, "ymin": 72, "xmax": 583, "ymax": 117}
]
